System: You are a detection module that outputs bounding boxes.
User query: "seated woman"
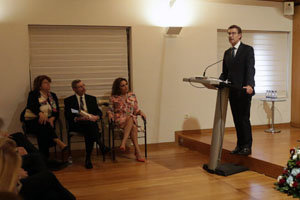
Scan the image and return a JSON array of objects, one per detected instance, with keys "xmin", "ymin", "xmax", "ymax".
[
  {"xmin": 24, "ymin": 75, "xmax": 67, "ymax": 158},
  {"xmin": 107, "ymin": 78, "xmax": 146, "ymax": 162}
]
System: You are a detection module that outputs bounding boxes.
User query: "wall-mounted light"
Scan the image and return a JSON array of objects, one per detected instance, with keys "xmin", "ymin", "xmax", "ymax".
[
  {"xmin": 169, "ymin": 0, "xmax": 176, "ymax": 8},
  {"xmin": 166, "ymin": 27, "xmax": 182, "ymax": 35}
]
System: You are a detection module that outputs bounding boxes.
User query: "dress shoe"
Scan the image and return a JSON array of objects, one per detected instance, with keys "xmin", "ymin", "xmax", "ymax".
[
  {"xmin": 85, "ymin": 158, "xmax": 93, "ymax": 169},
  {"xmin": 237, "ymin": 147, "xmax": 251, "ymax": 156},
  {"xmin": 230, "ymin": 146, "xmax": 241, "ymax": 154}
]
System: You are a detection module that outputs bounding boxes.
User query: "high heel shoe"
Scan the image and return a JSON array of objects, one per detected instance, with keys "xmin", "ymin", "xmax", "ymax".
[
  {"xmin": 136, "ymin": 157, "xmax": 146, "ymax": 162},
  {"xmin": 120, "ymin": 146, "xmax": 126, "ymax": 152},
  {"xmin": 135, "ymin": 151, "xmax": 145, "ymax": 162}
]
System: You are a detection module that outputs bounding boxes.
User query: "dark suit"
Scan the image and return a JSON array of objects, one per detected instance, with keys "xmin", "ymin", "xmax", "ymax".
[
  {"xmin": 64, "ymin": 94, "xmax": 102, "ymax": 158},
  {"xmin": 220, "ymin": 42, "xmax": 255, "ymax": 149}
]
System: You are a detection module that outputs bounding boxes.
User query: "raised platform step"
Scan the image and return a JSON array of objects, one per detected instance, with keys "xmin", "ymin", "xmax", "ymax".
[{"xmin": 175, "ymin": 125, "xmax": 299, "ymax": 178}]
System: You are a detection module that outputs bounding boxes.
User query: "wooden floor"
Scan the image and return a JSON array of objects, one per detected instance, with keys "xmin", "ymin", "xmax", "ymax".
[
  {"xmin": 176, "ymin": 125, "xmax": 300, "ymax": 178},
  {"xmin": 54, "ymin": 142, "xmax": 293, "ymax": 200}
]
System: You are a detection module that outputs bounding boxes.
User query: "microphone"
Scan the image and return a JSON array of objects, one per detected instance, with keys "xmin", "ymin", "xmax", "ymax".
[{"xmin": 202, "ymin": 59, "xmax": 223, "ymax": 77}]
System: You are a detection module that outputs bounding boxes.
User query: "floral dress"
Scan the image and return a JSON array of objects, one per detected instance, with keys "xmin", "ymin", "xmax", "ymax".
[{"xmin": 108, "ymin": 92, "xmax": 140, "ymax": 128}]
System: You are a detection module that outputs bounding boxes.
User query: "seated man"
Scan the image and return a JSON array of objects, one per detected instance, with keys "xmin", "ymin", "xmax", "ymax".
[{"xmin": 64, "ymin": 79, "xmax": 105, "ymax": 169}]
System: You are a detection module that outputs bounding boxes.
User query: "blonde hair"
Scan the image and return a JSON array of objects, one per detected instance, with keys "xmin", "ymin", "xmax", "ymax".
[{"xmin": 0, "ymin": 138, "xmax": 22, "ymax": 192}]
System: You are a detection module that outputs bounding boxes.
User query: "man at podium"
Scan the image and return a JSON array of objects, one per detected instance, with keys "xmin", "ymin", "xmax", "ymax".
[{"xmin": 219, "ymin": 25, "xmax": 255, "ymax": 156}]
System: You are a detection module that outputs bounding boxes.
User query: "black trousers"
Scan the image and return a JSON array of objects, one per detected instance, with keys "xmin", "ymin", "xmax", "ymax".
[
  {"xmin": 70, "ymin": 121, "xmax": 102, "ymax": 158},
  {"xmin": 25, "ymin": 119, "xmax": 58, "ymax": 158},
  {"xmin": 229, "ymin": 90, "xmax": 253, "ymax": 149}
]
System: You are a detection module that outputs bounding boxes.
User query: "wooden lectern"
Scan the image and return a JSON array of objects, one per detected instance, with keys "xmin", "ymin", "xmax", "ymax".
[{"xmin": 183, "ymin": 77, "xmax": 248, "ymax": 176}]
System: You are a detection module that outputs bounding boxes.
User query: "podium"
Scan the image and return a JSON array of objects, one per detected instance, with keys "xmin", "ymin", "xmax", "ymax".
[{"xmin": 183, "ymin": 77, "xmax": 248, "ymax": 176}]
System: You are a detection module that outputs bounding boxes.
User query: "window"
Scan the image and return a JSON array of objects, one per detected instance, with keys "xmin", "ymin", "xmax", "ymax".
[
  {"xmin": 29, "ymin": 25, "xmax": 130, "ymax": 99},
  {"xmin": 217, "ymin": 30, "xmax": 289, "ymax": 97}
]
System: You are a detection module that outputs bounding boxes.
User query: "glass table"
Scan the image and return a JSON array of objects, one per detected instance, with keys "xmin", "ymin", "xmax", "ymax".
[{"xmin": 260, "ymin": 97, "xmax": 287, "ymax": 133}]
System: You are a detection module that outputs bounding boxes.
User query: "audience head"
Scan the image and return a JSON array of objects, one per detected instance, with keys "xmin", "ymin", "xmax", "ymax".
[
  {"xmin": 0, "ymin": 138, "xmax": 22, "ymax": 192},
  {"xmin": 111, "ymin": 78, "xmax": 128, "ymax": 96},
  {"xmin": 72, "ymin": 79, "xmax": 86, "ymax": 96},
  {"xmin": 0, "ymin": 191, "xmax": 22, "ymax": 200},
  {"xmin": 33, "ymin": 75, "xmax": 52, "ymax": 92}
]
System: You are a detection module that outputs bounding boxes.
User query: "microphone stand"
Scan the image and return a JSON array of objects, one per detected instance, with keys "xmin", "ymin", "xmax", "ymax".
[{"xmin": 202, "ymin": 59, "xmax": 223, "ymax": 77}]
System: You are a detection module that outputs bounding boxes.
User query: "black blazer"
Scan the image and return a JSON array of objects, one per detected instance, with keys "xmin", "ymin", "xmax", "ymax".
[
  {"xmin": 26, "ymin": 90, "xmax": 59, "ymax": 119},
  {"xmin": 64, "ymin": 94, "xmax": 102, "ymax": 129},
  {"xmin": 219, "ymin": 42, "xmax": 255, "ymax": 93}
]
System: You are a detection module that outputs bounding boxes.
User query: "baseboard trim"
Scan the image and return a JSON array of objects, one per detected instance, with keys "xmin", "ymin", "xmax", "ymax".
[{"xmin": 175, "ymin": 123, "xmax": 291, "ymax": 136}]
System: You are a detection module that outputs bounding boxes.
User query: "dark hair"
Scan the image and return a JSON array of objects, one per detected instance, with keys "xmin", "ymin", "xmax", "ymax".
[
  {"xmin": 71, "ymin": 79, "xmax": 82, "ymax": 89},
  {"xmin": 32, "ymin": 75, "xmax": 51, "ymax": 91},
  {"xmin": 228, "ymin": 25, "xmax": 242, "ymax": 34},
  {"xmin": 111, "ymin": 78, "xmax": 127, "ymax": 96}
]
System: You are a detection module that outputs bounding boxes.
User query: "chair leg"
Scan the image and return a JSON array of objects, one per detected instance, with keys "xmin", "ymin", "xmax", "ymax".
[
  {"xmin": 112, "ymin": 125, "xmax": 116, "ymax": 161},
  {"xmin": 102, "ymin": 132, "xmax": 105, "ymax": 162},
  {"xmin": 108, "ymin": 125, "xmax": 111, "ymax": 150},
  {"xmin": 144, "ymin": 124, "xmax": 147, "ymax": 158},
  {"xmin": 67, "ymin": 135, "xmax": 72, "ymax": 163},
  {"xmin": 102, "ymin": 122, "xmax": 106, "ymax": 162},
  {"xmin": 144, "ymin": 137, "xmax": 147, "ymax": 158},
  {"xmin": 96, "ymin": 144, "xmax": 99, "ymax": 155}
]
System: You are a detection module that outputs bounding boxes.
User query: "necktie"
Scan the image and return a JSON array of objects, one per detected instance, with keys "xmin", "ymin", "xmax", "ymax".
[
  {"xmin": 80, "ymin": 96, "xmax": 84, "ymax": 111},
  {"xmin": 231, "ymin": 47, "xmax": 236, "ymax": 58}
]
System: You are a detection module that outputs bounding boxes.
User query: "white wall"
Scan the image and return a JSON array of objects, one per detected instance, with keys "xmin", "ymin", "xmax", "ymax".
[{"xmin": 0, "ymin": 0, "xmax": 292, "ymax": 143}]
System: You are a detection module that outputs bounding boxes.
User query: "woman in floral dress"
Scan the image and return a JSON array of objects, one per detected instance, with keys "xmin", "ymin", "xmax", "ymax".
[{"xmin": 108, "ymin": 78, "xmax": 146, "ymax": 162}]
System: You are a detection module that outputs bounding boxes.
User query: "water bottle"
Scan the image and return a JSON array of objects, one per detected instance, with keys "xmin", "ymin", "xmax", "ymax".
[
  {"xmin": 266, "ymin": 90, "xmax": 270, "ymax": 98},
  {"xmin": 274, "ymin": 90, "xmax": 277, "ymax": 99},
  {"xmin": 272, "ymin": 90, "xmax": 275, "ymax": 99}
]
